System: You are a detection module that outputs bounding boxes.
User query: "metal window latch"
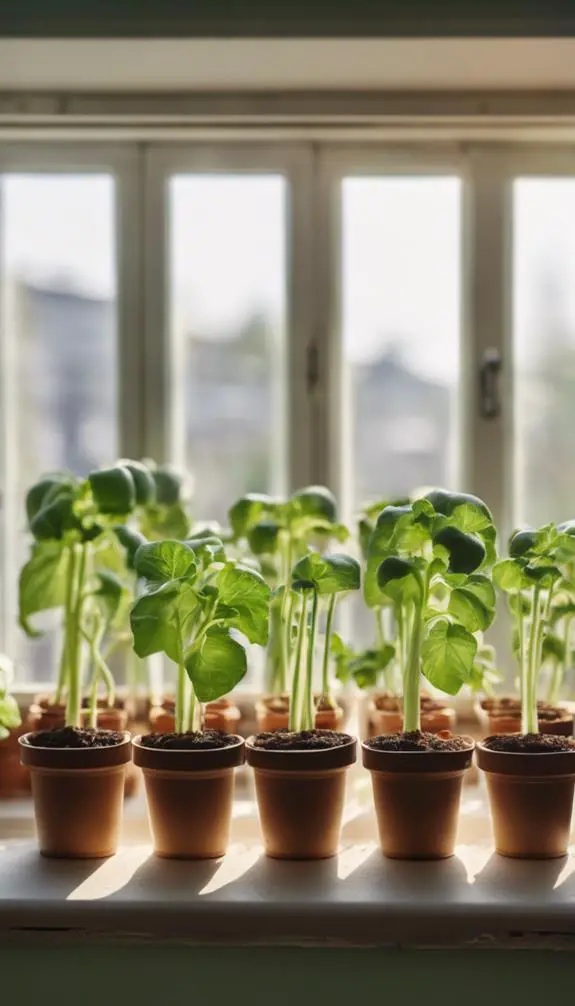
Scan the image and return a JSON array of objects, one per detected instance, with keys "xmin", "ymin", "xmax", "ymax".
[{"xmin": 479, "ymin": 348, "xmax": 502, "ymax": 419}]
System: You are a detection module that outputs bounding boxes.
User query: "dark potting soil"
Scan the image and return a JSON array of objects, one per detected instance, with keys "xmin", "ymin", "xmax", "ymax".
[
  {"xmin": 139, "ymin": 730, "xmax": 238, "ymax": 750},
  {"xmin": 251, "ymin": 729, "xmax": 351, "ymax": 751},
  {"xmin": 262, "ymin": 695, "xmax": 340, "ymax": 713},
  {"xmin": 484, "ymin": 733, "xmax": 575, "ymax": 753},
  {"xmin": 365, "ymin": 731, "xmax": 472, "ymax": 753},
  {"xmin": 28, "ymin": 727, "xmax": 125, "ymax": 748},
  {"xmin": 374, "ymin": 694, "xmax": 446, "ymax": 713}
]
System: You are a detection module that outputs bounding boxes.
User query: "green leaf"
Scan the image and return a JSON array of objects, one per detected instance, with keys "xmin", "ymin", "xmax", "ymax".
[
  {"xmin": 449, "ymin": 503, "xmax": 493, "ymax": 534},
  {"xmin": 433, "ymin": 526, "xmax": 486, "ymax": 574},
  {"xmin": 26, "ymin": 474, "xmax": 75, "ymax": 525},
  {"xmin": 247, "ymin": 520, "xmax": 281, "ymax": 555},
  {"xmin": 216, "ymin": 562, "xmax": 271, "ymax": 645},
  {"xmin": 113, "ymin": 525, "xmax": 146, "ymax": 569},
  {"xmin": 358, "ymin": 517, "xmax": 374, "ymax": 560},
  {"xmin": 130, "ymin": 579, "xmax": 200, "ymax": 663},
  {"xmin": 509, "ymin": 529, "xmax": 537, "ymax": 558},
  {"xmin": 29, "ymin": 491, "xmax": 79, "ymax": 541},
  {"xmin": 426, "ymin": 490, "xmax": 493, "ymax": 523},
  {"xmin": 449, "ymin": 575, "xmax": 495, "ymax": 632},
  {"xmin": 290, "ymin": 551, "xmax": 361, "ymax": 595},
  {"xmin": 421, "ymin": 620, "xmax": 477, "ymax": 695},
  {"xmin": 542, "ymin": 631, "xmax": 565, "ymax": 663},
  {"xmin": 289, "ymin": 485, "xmax": 337, "ymax": 523},
  {"xmin": 493, "ymin": 558, "xmax": 527, "ymax": 592},
  {"xmin": 134, "ymin": 540, "xmax": 197, "ymax": 584},
  {"xmin": 185, "ymin": 534, "xmax": 226, "ymax": 568},
  {"xmin": 0, "ymin": 694, "xmax": 21, "ymax": 732},
  {"xmin": 19, "ymin": 541, "xmax": 69, "ymax": 636},
  {"xmin": 93, "ymin": 571, "xmax": 126, "ymax": 624},
  {"xmin": 120, "ymin": 461, "xmax": 156, "ymax": 505},
  {"xmin": 89, "ymin": 466, "xmax": 135, "ymax": 516},
  {"xmin": 185, "ymin": 627, "xmax": 247, "ymax": 702},
  {"xmin": 142, "ymin": 503, "xmax": 191, "ymax": 541},
  {"xmin": 152, "ymin": 467, "xmax": 186, "ymax": 506},
  {"xmin": 228, "ymin": 493, "xmax": 275, "ymax": 538},
  {"xmin": 376, "ymin": 556, "xmax": 422, "ymax": 604}
]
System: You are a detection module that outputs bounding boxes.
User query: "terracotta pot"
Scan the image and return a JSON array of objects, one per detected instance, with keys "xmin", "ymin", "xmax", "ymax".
[
  {"xmin": 245, "ymin": 735, "xmax": 357, "ymax": 859},
  {"xmin": 149, "ymin": 696, "xmax": 242, "ymax": 735},
  {"xmin": 362, "ymin": 736, "xmax": 475, "ymax": 859},
  {"xmin": 368, "ymin": 695, "xmax": 456, "ymax": 738},
  {"xmin": 19, "ymin": 731, "xmax": 132, "ymax": 858},
  {"xmin": 255, "ymin": 695, "xmax": 344, "ymax": 733},
  {"xmin": 27, "ymin": 696, "xmax": 140, "ymax": 797},
  {"xmin": 133, "ymin": 735, "xmax": 245, "ymax": 859},
  {"xmin": 0, "ymin": 726, "xmax": 30, "ymax": 798},
  {"xmin": 475, "ymin": 698, "xmax": 574, "ymax": 737},
  {"xmin": 476, "ymin": 739, "xmax": 575, "ymax": 858}
]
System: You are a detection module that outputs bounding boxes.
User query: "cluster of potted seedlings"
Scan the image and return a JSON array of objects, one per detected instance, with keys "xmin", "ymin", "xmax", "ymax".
[{"xmin": 2, "ymin": 464, "xmax": 575, "ymax": 863}]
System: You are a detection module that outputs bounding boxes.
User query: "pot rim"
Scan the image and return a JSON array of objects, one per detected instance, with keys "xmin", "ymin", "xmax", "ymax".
[
  {"xmin": 132, "ymin": 733, "xmax": 245, "ymax": 771},
  {"xmin": 362, "ymin": 735, "xmax": 475, "ymax": 773},
  {"xmin": 245, "ymin": 733, "xmax": 356, "ymax": 771},
  {"xmin": 19, "ymin": 730, "xmax": 132, "ymax": 769},
  {"xmin": 476, "ymin": 737, "xmax": 575, "ymax": 776}
]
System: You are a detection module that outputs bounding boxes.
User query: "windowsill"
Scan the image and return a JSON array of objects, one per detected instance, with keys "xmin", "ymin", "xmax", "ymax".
[{"xmin": 2, "ymin": 775, "xmax": 575, "ymax": 950}]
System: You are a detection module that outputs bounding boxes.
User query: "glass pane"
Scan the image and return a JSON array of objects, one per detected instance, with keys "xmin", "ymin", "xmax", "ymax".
[
  {"xmin": 514, "ymin": 178, "xmax": 575, "ymax": 527},
  {"xmin": 1, "ymin": 174, "xmax": 117, "ymax": 678},
  {"xmin": 342, "ymin": 176, "xmax": 461, "ymax": 509},
  {"xmin": 170, "ymin": 174, "xmax": 286, "ymax": 525}
]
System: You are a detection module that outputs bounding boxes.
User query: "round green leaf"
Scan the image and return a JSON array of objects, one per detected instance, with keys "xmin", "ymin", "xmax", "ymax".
[
  {"xmin": 89, "ymin": 466, "xmax": 136, "ymax": 516},
  {"xmin": 493, "ymin": 558, "xmax": 527, "ymax": 592},
  {"xmin": 134, "ymin": 540, "xmax": 197, "ymax": 584},
  {"xmin": 228, "ymin": 493, "xmax": 275, "ymax": 538},
  {"xmin": 130, "ymin": 580, "xmax": 199, "ymax": 662},
  {"xmin": 509, "ymin": 529, "xmax": 537, "ymax": 558},
  {"xmin": 421, "ymin": 620, "xmax": 477, "ymax": 695},
  {"xmin": 247, "ymin": 520, "xmax": 281, "ymax": 555},
  {"xmin": 26, "ymin": 474, "xmax": 74, "ymax": 525},
  {"xmin": 120, "ymin": 460, "xmax": 156, "ymax": 506},
  {"xmin": 433, "ymin": 526, "xmax": 486, "ymax": 574},
  {"xmin": 376, "ymin": 556, "xmax": 422, "ymax": 603},
  {"xmin": 215, "ymin": 562, "xmax": 271, "ymax": 645},
  {"xmin": 185, "ymin": 627, "xmax": 247, "ymax": 702},
  {"xmin": 29, "ymin": 492, "xmax": 79, "ymax": 541},
  {"xmin": 289, "ymin": 485, "xmax": 337, "ymax": 523},
  {"xmin": 0, "ymin": 694, "xmax": 21, "ymax": 732},
  {"xmin": 113, "ymin": 525, "xmax": 146, "ymax": 569},
  {"xmin": 426, "ymin": 490, "xmax": 493, "ymax": 523},
  {"xmin": 291, "ymin": 551, "xmax": 360, "ymax": 595},
  {"xmin": 152, "ymin": 467, "xmax": 186, "ymax": 506},
  {"xmin": 185, "ymin": 534, "xmax": 226, "ymax": 567},
  {"xmin": 19, "ymin": 540, "xmax": 70, "ymax": 636}
]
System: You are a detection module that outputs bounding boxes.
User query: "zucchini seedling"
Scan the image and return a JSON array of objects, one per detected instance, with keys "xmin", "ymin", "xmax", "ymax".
[
  {"xmin": 228, "ymin": 486, "xmax": 348, "ymax": 696},
  {"xmin": 367, "ymin": 491, "xmax": 497, "ymax": 732},
  {"xmin": 493, "ymin": 522, "xmax": 575, "ymax": 732},
  {"xmin": 19, "ymin": 464, "xmax": 141, "ymax": 728},
  {"xmin": 287, "ymin": 551, "xmax": 361, "ymax": 731},
  {"xmin": 130, "ymin": 537, "xmax": 271, "ymax": 733}
]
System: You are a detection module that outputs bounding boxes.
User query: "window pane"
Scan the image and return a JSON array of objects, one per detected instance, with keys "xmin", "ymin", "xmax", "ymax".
[
  {"xmin": 1, "ymin": 174, "xmax": 117, "ymax": 677},
  {"xmin": 342, "ymin": 177, "xmax": 461, "ymax": 508},
  {"xmin": 170, "ymin": 174, "xmax": 286, "ymax": 525},
  {"xmin": 514, "ymin": 178, "xmax": 575, "ymax": 527}
]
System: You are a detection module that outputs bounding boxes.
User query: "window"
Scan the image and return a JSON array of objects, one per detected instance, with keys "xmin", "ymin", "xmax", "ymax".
[{"xmin": 1, "ymin": 136, "xmax": 574, "ymax": 682}]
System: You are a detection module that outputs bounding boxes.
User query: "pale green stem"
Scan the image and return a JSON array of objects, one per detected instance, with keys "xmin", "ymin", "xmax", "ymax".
[
  {"xmin": 301, "ymin": 590, "xmax": 319, "ymax": 730},
  {"xmin": 55, "ymin": 545, "xmax": 76, "ymax": 705},
  {"xmin": 66, "ymin": 543, "xmax": 89, "ymax": 728},
  {"xmin": 176, "ymin": 657, "xmax": 186, "ymax": 734},
  {"xmin": 523, "ymin": 587, "xmax": 541, "ymax": 734},
  {"xmin": 279, "ymin": 534, "xmax": 294, "ymax": 693},
  {"xmin": 321, "ymin": 594, "xmax": 337, "ymax": 699},
  {"xmin": 403, "ymin": 602, "xmax": 423, "ymax": 733},
  {"xmin": 187, "ymin": 681, "xmax": 197, "ymax": 733},
  {"xmin": 289, "ymin": 593, "xmax": 308, "ymax": 732},
  {"xmin": 517, "ymin": 592, "xmax": 525, "ymax": 714}
]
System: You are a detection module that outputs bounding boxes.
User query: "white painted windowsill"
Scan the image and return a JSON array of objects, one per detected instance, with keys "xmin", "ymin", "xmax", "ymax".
[{"xmin": 1, "ymin": 773, "xmax": 575, "ymax": 950}]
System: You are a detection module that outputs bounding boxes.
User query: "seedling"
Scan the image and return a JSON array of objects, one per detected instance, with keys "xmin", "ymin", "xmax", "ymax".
[
  {"xmin": 286, "ymin": 551, "xmax": 361, "ymax": 730},
  {"xmin": 19, "ymin": 463, "xmax": 143, "ymax": 728},
  {"xmin": 0, "ymin": 655, "xmax": 21, "ymax": 740},
  {"xmin": 228, "ymin": 487, "xmax": 348, "ymax": 695},
  {"xmin": 366, "ymin": 491, "xmax": 497, "ymax": 732},
  {"xmin": 494, "ymin": 521, "xmax": 575, "ymax": 732},
  {"xmin": 130, "ymin": 536, "xmax": 271, "ymax": 732}
]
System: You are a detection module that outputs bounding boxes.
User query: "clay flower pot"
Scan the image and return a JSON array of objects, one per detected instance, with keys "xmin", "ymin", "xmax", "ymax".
[
  {"xmin": 477, "ymin": 738, "xmax": 575, "ymax": 858},
  {"xmin": 368, "ymin": 694, "xmax": 456, "ymax": 738},
  {"xmin": 133, "ymin": 735, "xmax": 245, "ymax": 859},
  {"xmin": 475, "ymin": 698, "xmax": 573, "ymax": 738},
  {"xmin": 27, "ymin": 696, "xmax": 140, "ymax": 797},
  {"xmin": 246, "ymin": 734, "xmax": 357, "ymax": 859},
  {"xmin": 149, "ymin": 696, "xmax": 242, "ymax": 735},
  {"xmin": 255, "ymin": 694, "xmax": 344, "ymax": 733},
  {"xmin": 20, "ymin": 731, "xmax": 132, "ymax": 858},
  {"xmin": 362, "ymin": 736, "xmax": 475, "ymax": 859}
]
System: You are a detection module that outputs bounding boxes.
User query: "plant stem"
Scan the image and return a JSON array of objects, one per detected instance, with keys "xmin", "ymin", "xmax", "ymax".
[
  {"xmin": 403, "ymin": 602, "xmax": 423, "ymax": 733},
  {"xmin": 279, "ymin": 534, "xmax": 294, "ymax": 693},
  {"xmin": 517, "ymin": 591, "xmax": 525, "ymax": 717},
  {"xmin": 176, "ymin": 655, "xmax": 186, "ymax": 734},
  {"xmin": 55, "ymin": 544, "xmax": 76, "ymax": 705},
  {"xmin": 289, "ymin": 592, "xmax": 308, "ymax": 732},
  {"xmin": 188, "ymin": 682, "xmax": 197, "ymax": 732},
  {"xmin": 375, "ymin": 607, "xmax": 385, "ymax": 648},
  {"xmin": 65, "ymin": 543, "xmax": 88, "ymax": 728},
  {"xmin": 301, "ymin": 590, "xmax": 319, "ymax": 730},
  {"xmin": 321, "ymin": 594, "xmax": 337, "ymax": 699},
  {"xmin": 523, "ymin": 586, "xmax": 541, "ymax": 734}
]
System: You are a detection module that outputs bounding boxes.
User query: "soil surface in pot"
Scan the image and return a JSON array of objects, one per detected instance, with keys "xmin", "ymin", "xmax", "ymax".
[
  {"xmin": 482, "ymin": 698, "xmax": 566, "ymax": 719},
  {"xmin": 484, "ymin": 733, "xmax": 575, "ymax": 753},
  {"xmin": 365, "ymin": 731, "xmax": 472, "ymax": 753},
  {"xmin": 261, "ymin": 695, "xmax": 339, "ymax": 713},
  {"xmin": 251, "ymin": 729, "xmax": 351, "ymax": 750},
  {"xmin": 374, "ymin": 695, "xmax": 448, "ymax": 713},
  {"xmin": 27, "ymin": 727, "xmax": 124, "ymax": 748},
  {"xmin": 140, "ymin": 730, "xmax": 238, "ymax": 750}
]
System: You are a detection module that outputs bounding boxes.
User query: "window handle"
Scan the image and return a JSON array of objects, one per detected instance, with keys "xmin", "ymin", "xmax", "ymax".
[{"xmin": 479, "ymin": 349, "xmax": 502, "ymax": 419}]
